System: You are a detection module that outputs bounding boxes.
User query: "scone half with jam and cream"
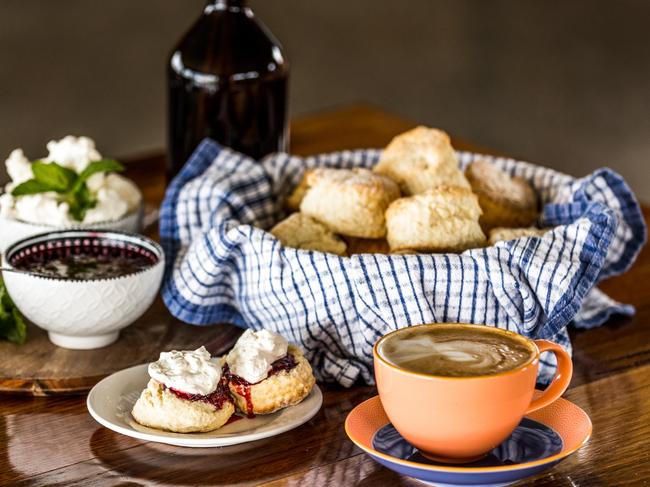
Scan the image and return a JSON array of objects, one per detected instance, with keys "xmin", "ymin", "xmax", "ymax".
[
  {"xmin": 131, "ymin": 347, "xmax": 234, "ymax": 433},
  {"xmin": 223, "ymin": 330, "xmax": 316, "ymax": 416}
]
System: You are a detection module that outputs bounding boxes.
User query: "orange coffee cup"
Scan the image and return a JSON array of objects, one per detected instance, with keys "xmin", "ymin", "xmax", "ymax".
[{"xmin": 373, "ymin": 323, "xmax": 573, "ymax": 463}]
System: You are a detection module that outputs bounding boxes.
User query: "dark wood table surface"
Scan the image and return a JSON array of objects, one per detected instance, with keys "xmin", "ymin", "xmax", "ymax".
[{"xmin": 1, "ymin": 105, "xmax": 649, "ymax": 486}]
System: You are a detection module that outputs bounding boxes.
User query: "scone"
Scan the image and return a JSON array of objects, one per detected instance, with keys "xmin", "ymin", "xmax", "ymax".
[
  {"xmin": 286, "ymin": 170, "xmax": 312, "ymax": 211},
  {"xmin": 385, "ymin": 186, "xmax": 486, "ymax": 253},
  {"xmin": 374, "ymin": 126, "xmax": 470, "ymax": 195},
  {"xmin": 488, "ymin": 226, "xmax": 548, "ymax": 246},
  {"xmin": 465, "ymin": 160, "xmax": 538, "ymax": 232},
  {"xmin": 131, "ymin": 347, "xmax": 234, "ymax": 433},
  {"xmin": 300, "ymin": 168, "xmax": 400, "ymax": 238},
  {"xmin": 227, "ymin": 346, "xmax": 315, "ymax": 416},
  {"xmin": 131, "ymin": 378, "xmax": 234, "ymax": 433},
  {"xmin": 224, "ymin": 330, "xmax": 316, "ymax": 416},
  {"xmin": 270, "ymin": 212, "xmax": 347, "ymax": 255}
]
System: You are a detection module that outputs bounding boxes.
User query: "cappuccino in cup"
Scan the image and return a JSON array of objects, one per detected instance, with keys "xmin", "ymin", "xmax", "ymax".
[
  {"xmin": 377, "ymin": 324, "xmax": 535, "ymax": 377},
  {"xmin": 373, "ymin": 323, "xmax": 573, "ymax": 462}
]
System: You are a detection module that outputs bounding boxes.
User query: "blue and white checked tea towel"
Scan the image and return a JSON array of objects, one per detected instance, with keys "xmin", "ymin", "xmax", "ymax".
[{"xmin": 160, "ymin": 139, "xmax": 646, "ymax": 386}]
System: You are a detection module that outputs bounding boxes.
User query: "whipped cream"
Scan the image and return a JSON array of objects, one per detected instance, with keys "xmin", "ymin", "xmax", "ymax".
[
  {"xmin": 226, "ymin": 329, "xmax": 289, "ymax": 383},
  {"xmin": 45, "ymin": 135, "xmax": 102, "ymax": 174},
  {"xmin": 0, "ymin": 136, "xmax": 141, "ymax": 225},
  {"xmin": 6, "ymin": 149, "xmax": 33, "ymax": 185},
  {"xmin": 148, "ymin": 347, "xmax": 222, "ymax": 395}
]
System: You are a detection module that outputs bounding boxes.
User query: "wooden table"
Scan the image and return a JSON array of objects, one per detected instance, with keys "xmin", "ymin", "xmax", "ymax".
[{"xmin": 1, "ymin": 105, "xmax": 649, "ymax": 486}]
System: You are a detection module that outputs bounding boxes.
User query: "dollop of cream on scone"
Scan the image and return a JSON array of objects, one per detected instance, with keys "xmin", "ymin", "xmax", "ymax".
[
  {"xmin": 132, "ymin": 347, "xmax": 234, "ymax": 433},
  {"xmin": 374, "ymin": 126, "xmax": 470, "ymax": 195},
  {"xmin": 148, "ymin": 346, "xmax": 222, "ymax": 395},
  {"xmin": 226, "ymin": 329, "xmax": 289, "ymax": 384}
]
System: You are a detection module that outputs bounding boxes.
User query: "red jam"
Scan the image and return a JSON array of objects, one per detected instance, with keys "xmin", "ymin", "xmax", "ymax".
[
  {"xmin": 227, "ymin": 373, "xmax": 256, "ymax": 418},
  {"xmin": 224, "ymin": 353, "xmax": 298, "ymax": 418},
  {"xmin": 268, "ymin": 353, "xmax": 298, "ymax": 377},
  {"xmin": 225, "ymin": 414, "xmax": 244, "ymax": 425},
  {"xmin": 164, "ymin": 375, "xmax": 232, "ymax": 411}
]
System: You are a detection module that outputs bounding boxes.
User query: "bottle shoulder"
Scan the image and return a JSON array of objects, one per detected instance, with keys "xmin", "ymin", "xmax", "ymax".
[{"xmin": 169, "ymin": 10, "xmax": 288, "ymax": 78}]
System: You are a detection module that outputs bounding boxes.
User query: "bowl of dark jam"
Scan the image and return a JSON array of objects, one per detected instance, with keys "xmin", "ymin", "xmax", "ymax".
[{"xmin": 2, "ymin": 230, "xmax": 164, "ymax": 349}]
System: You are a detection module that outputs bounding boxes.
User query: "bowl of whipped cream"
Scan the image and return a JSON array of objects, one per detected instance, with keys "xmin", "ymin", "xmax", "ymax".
[{"xmin": 0, "ymin": 136, "xmax": 143, "ymax": 253}]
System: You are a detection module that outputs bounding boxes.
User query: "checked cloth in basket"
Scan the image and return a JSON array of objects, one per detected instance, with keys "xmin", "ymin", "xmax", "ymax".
[{"xmin": 160, "ymin": 139, "xmax": 646, "ymax": 386}]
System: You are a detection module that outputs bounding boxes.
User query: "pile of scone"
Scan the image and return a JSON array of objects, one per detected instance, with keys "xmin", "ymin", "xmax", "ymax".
[
  {"xmin": 131, "ymin": 329, "xmax": 316, "ymax": 433},
  {"xmin": 271, "ymin": 126, "xmax": 547, "ymax": 255}
]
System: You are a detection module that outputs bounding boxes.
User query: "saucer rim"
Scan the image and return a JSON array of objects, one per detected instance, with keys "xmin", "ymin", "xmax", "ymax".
[{"xmin": 344, "ymin": 394, "xmax": 592, "ymax": 474}]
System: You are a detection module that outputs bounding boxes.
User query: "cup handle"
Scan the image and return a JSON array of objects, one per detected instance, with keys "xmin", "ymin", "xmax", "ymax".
[{"xmin": 525, "ymin": 340, "xmax": 573, "ymax": 414}]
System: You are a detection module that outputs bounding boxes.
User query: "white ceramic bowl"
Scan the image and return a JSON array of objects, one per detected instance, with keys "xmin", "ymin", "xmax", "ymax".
[
  {"xmin": 2, "ymin": 230, "xmax": 164, "ymax": 350},
  {"xmin": 0, "ymin": 203, "xmax": 144, "ymax": 255}
]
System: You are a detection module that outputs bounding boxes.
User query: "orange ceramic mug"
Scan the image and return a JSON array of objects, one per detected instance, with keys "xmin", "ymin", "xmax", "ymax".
[{"xmin": 373, "ymin": 323, "xmax": 573, "ymax": 463}]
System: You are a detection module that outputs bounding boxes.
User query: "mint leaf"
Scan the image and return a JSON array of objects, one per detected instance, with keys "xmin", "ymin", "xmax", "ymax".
[
  {"xmin": 12, "ymin": 179, "xmax": 59, "ymax": 196},
  {"xmin": 9, "ymin": 158, "xmax": 123, "ymax": 223},
  {"xmin": 7, "ymin": 308, "xmax": 26, "ymax": 344},
  {"xmin": 72, "ymin": 159, "xmax": 124, "ymax": 193},
  {"xmin": 0, "ymin": 282, "xmax": 12, "ymax": 310},
  {"xmin": 0, "ymin": 277, "xmax": 27, "ymax": 345},
  {"xmin": 31, "ymin": 161, "xmax": 78, "ymax": 192},
  {"xmin": 68, "ymin": 183, "xmax": 97, "ymax": 221}
]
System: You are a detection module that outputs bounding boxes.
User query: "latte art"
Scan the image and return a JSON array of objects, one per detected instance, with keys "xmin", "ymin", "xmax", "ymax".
[{"xmin": 378, "ymin": 325, "xmax": 534, "ymax": 377}]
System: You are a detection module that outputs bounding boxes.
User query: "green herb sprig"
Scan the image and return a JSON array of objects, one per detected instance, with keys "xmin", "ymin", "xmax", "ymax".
[
  {"xmin": 11, "ymin": 159, "xmax": 124, "ymax": 221},
  {"xmin": 0, "ymin": 277, "xmax": 26, "ymax": 345}
]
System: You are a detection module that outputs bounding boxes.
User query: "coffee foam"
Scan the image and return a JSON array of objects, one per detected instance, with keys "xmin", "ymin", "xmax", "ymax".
[{"xmin": 378, "ymin": 326, "xmax": 534, "ymax": 377}]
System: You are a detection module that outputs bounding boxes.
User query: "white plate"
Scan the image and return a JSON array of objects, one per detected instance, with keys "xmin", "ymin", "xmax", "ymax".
[{"xmin": 87, "ymin": 363, "xmax": 323, "ymax": 447}]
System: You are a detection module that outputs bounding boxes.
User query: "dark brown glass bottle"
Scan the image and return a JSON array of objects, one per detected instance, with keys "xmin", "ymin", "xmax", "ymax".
[{"xmin": 167, "ymin": 0, "xmax": 289, "ymax": 179}]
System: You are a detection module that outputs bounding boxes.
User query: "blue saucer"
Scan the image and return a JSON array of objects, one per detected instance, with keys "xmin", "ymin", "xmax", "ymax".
[{"xmin": 345, "ymin": 395, "xmax": 591, "ymax": 487}]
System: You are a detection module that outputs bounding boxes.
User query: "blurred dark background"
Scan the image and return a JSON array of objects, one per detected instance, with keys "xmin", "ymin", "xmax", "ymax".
[{"xmin": 1, "ymin": 0, "xmax": 648, "ymax": 201}]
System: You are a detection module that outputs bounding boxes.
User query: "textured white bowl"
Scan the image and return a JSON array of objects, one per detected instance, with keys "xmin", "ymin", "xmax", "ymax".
[
  {"xmin": 0, "ymin": 203, "xmax": 144, "ymax": 254},
  {"xmin": 2, "ymin": 230, "xmax": 164, "ymax": 350}
]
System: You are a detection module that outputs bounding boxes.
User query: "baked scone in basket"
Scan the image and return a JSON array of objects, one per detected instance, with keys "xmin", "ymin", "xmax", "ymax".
[{"xmin": 385, "ymin": 185, "xmax": 486, "ymax": 253}]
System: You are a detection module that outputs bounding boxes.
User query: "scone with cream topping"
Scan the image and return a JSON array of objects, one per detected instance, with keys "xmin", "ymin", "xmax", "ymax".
[
  {"xmin": 465, "ymin": 160, "xmax": 538, "ymax": 232},
  {"xmin": 386, "ymin": 186, "xmax": 486, "ymax": 253},
  {"xmin": 224, "ymin": 330, "xmax": 316, "ymax": 416},
  {"xmin": 270, "ymin": 212, "xmax": 347, "ymax": 255},
  {"xmin": 131, "ymin": 347, "xmax": 234, "ymax": 433},
  {"xmin": 374, "ymin": 126, "xmax": 470, "ymax": 195}
]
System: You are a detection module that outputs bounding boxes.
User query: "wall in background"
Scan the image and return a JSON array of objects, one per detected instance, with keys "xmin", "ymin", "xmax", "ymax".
[
  {"xmin": 1, "ymin": 0, "xmax": 649, "ymax": 201},
  {"xmin": 0, "ymin": 0, "xmax": 203, "ymax": 160}
]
